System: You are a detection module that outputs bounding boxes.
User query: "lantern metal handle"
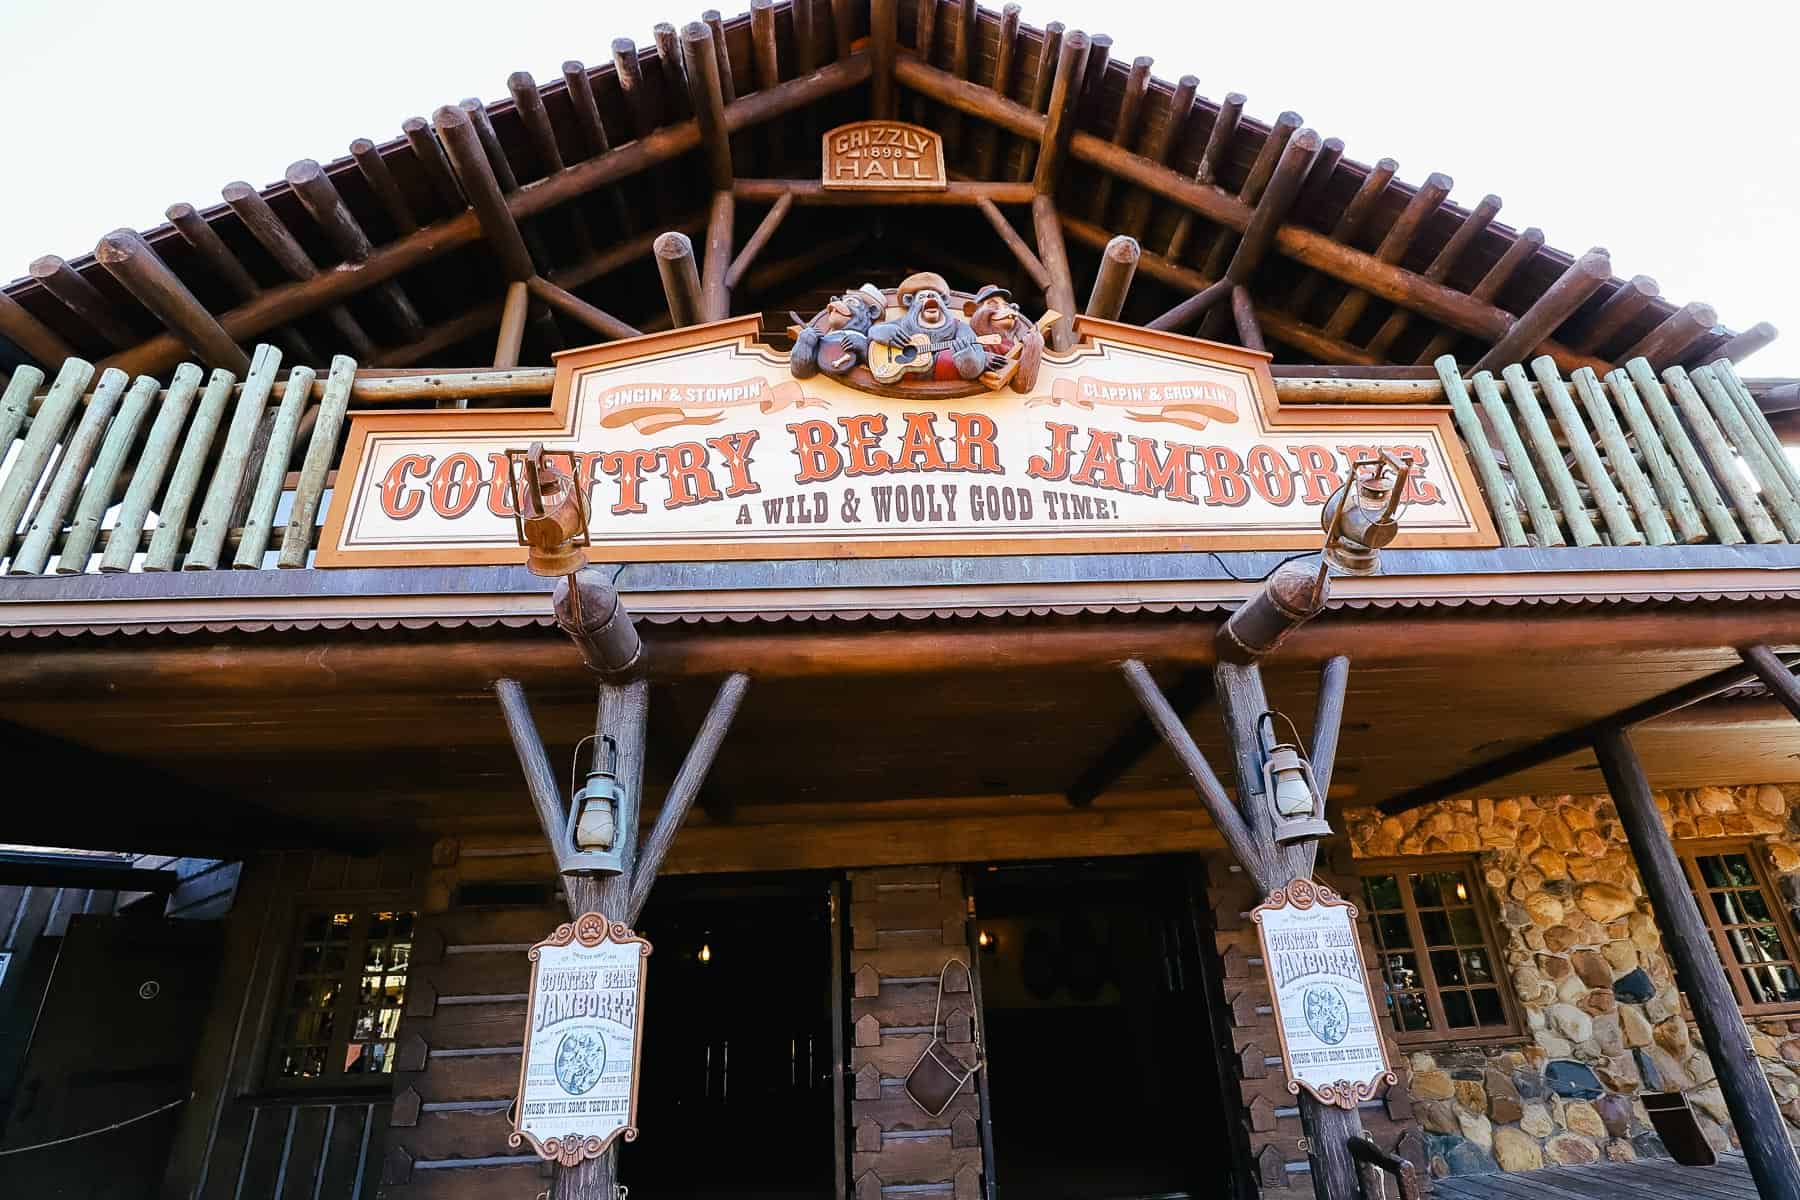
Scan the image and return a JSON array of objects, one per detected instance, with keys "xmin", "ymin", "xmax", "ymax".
[{"xmin": 1257, "ymin": 709, "xmax": 1304, "ymax": 754}]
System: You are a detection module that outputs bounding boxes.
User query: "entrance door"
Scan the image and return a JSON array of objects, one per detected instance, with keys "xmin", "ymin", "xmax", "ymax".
[
  {"xmin": 629, "ymin": 875, "xmax": 842, "ymax": 1198},
  {"xmin": 970, "ymin": 858, "xmax": 1246, "ymax": 1200}
]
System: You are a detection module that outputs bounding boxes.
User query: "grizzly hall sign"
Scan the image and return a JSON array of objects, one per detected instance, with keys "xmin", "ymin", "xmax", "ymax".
[{"xmin": 317, "ymin": 314, "xmax": 1495, "ymax": 566}]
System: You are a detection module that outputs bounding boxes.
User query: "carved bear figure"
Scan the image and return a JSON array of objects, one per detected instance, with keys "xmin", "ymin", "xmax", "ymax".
[
  {"xmin": 790, "ymin": 284, "xmax": 885, "ymax": 379},
  {"xmin": 869, "ymin": 272, "xmax": 988, "ymax": 382},
  {"xmin": 963, "ymin": 284, "xmax": 1045, "ymax": 393}
]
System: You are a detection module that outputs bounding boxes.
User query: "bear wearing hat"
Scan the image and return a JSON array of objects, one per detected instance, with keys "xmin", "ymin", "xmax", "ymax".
[
  {"xmin": 869, "ymin": 271, "xmax": 989, "ymax": 382},
  {"xmin": 963, "ymin": 284, "xmax": 1045, "ymax": 393},
  {"xmin": 790, "ymin": 284, "xmax": 886, "ymax": 379}
]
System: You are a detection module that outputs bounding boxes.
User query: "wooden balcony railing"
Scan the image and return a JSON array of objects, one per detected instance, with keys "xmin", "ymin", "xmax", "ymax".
[{"xmin": 0, "ymin": 340, "xmax": 1795, "ymax": 579}]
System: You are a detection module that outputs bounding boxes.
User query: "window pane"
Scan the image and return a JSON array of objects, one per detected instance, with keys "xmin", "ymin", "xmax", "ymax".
[
  {"xmin": 1441, "ymin": 990, "xmax": 1475, "ymax": 1028},
  {"xmin": 1472, "ymin": 987, "xmax": 1506, "ymax": 1026},
  {"xmin": 1462, "ymin": 948, "xmax": 1495, "ymax": 984},
  {"xmin": 1363, "ymin": 875, "xmax": 1401, "ymax": 911},
  {"xmin": 1411, "ymin": 873, "xmax": 1449, "ymax": 909},
  {"xmin": 1393, "ymin": 992, "xmax": 1433, "ymax": 1032},
  {"xmin": 1448, "ymin": 908, "xmax": 1482, "ymax": 946},
  {"xmin": 271, "ymin": 908, "xmax": 417, "ymax": 1086},
  {"xmin": 1713, "ymin": 891, "xmax": 1750, "ymax": 927},
  {"xmin": 1722, "ymin": 855, "xmax": 1756, "ymax": 888},
  {"xmin": 1431, "ymin": 949, "xmax": 1465, "ymax": 987},
  {"xmin": 1419, "ymin": 910, "xmax": 1453, "ymax": 947},
  {"xmin": 1382, "ymin": 952, "xmax": 1421, "ymax": 991},
  {"xmin": 1376, "ymin": 913, "xmax": 1411, "ymax": 950},
  {"xmin": 1697, "ymin": 855, "xmax": 1729, "ymax": 888},
  {"xmin": 1741, "ymin": 890, "xmax": 1774, "ymax": 924}
]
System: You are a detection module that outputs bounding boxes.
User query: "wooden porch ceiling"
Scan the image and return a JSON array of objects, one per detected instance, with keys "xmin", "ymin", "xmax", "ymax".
[
  {"xmin": 0, "ymin": 2, "xmax": 1778, "ymax": 383},
  {"xmin": 5, "ymin": 619, "xmax": 1800, "ymax": 859}
]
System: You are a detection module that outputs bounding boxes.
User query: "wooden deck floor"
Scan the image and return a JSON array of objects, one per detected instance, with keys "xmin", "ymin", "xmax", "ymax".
[{"xmin": 1431, "ymin": 1151, "xmax": 1762, "ymax": 1199}]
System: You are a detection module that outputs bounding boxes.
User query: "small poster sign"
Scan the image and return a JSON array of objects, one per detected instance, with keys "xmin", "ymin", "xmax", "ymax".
[
  {"xmin": 1251, "ymin": 878, "xmax": 1395, "ymax": 1109},
  {"xmin": 510, "ymin": 912, "xmax": 652, "ymax": 1165}
]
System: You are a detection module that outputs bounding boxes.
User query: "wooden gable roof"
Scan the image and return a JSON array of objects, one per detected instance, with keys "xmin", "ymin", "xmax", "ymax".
[{"xmin": 0, "ymin": 0, "xmax": 1778, "ymax": 383}]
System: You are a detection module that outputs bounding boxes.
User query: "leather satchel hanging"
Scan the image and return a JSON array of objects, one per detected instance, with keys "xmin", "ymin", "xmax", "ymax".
[{"xmin": 903, "ymin": 959, "xmax": 983, "ymax": 1117}]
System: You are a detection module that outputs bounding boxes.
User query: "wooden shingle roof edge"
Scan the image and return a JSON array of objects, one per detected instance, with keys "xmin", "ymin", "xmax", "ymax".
[{"xmin": 0, "ymin": 0, "xmax": 1779, "ymax": 379}]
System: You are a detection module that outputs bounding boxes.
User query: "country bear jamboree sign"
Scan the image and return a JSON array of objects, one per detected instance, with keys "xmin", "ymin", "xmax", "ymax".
[{"xmin": 316, "ymin": 315, "xmax": 1495, "ymax": 566}]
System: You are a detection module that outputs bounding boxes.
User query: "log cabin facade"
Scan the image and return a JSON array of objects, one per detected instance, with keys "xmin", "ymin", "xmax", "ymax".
[{"xmin": 4, "ymin": 3, "xmax": 1800, "ymax": 1199}]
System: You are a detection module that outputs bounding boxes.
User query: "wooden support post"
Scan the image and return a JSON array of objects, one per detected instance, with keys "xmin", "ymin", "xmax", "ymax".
[
  {"xmin": 493, "ymin": 281, "xmax": 530, "ymax": 369},
  {"xmin": 1288, "ymin": 157, "xmax": 1397, "ymax": 314},
  {"xmin": 28, "ymin": 256, "xmax": 138, "ymax": 349},
  {"xmin": 701, "ymin": 190, "xmax": 735, "ymax": 322},
  {"xmin": 970, "ymin": 3, "xmax": 1023, "ymax": 181},
  {"xmin": 1602, "ymin": 367, "xmax": 1707, "ymax": 543},
  {"xmin": 1200, "ymin": 111, "xmax": 1303, "ymax": 286},
  {"xmin": 1661, "ymin": 364, "xmax": 1782, "ymax": 543},
  {"xmin": 1032, "ymin": 29, "xmax": 1091, "ymax": 195},
  {"xmin": 748, "ymin": 0, "xmax": 781, "ymax": 163},
  {"xmin": 653, "ymin": 22, "xmax": 692, "ymax": 122},
  {"xmin": 400, "ymin": 117, "xmax": 465, "ymax": 214},
  {"xmin": 434, "ymin": 105, "xmax": 537, "ymax": 282},
  {"xmin": 1573, "ymin": 273, "xmax": 1658, "ymax": 356},
  {"xmin": 1415, "ymin": 227, "xmax": 1543, "ymax": 365},
  {"xmin": 1030, "ymin": 196, "xmax": 1077, "ymax": 351},
  {"xmin": 0, "ymin": 292, "xmax": 76, "ymax": 368},
  {"xmin": 95, "ymin": 229, "xmax": 250, "ymax": 373},
  {"xmin": 1320, "ymin": 172, "xmax": 1451, "ymax": 340},
  {"xmin": 870, "ymin": 0, "xmax": 898, "ymax": 119},
  {"xmin": 54, "ymin": 374, "xmax": 161, "ymax": 574},
  {"xmin": 976, "ymin": 196, "xmax": 1051, "ymax": 291},
  {"xmin": 1231, "ymin": 287, "xmax": 1265, "ymax": 352},
  {"xmin": 1622, "ymin": 358, "xmax": 1744, "ymax": 543},
  {"xmin": 683, "ymin": 20, "xmax": 734, "ymax": 194},
  {"xmin": 1221, "ymin": 127, "xmax": 1321, "ymax": 288},
  {"xmin": 1164, "ymin": 92, "xmax": 1244, "ymax": 262},
  {"xmin": 1147, "ymin": 278, "xmax": 1232, "ymax": 335},
  {"xmin": 725, "ymin": 193, "xmax": 794, "ymax": 290},
  {"xmin": 1118, "ymin": 73, "xmax": 1196, "ymax": 240},
  {"xmin": 1469, "ymin": 369, "xmax": 1563, "ymax": 546},
  {"xmin": 508, "ymin": 72, "xmax": 596, "ymax": 259},
  {"xmin": 1087, "ymin": 55, "xmax": 1153, "ymax": 222},
  {"xmin": 655, "ymin": 232, "xmax": 705, "ymax": 328},
  {"xmin": 1012, "ymin": 22, "xmax": 1064, "ymax": 183},
  {"xmin": 1365, "ymin": 193, "xmax": 1501, "ymax": 359},
  {"xmin": 1711, "ymin": 321, "xmax": 1779, "ymax": 365},
  {"xmin": 233, "ymin": 364, "xmax": 317, "ymax": 568},
  {"xmin": 1530, "ymin": 356, "xmax": 1644, "ymax": 545},
  {"xmin": 1624, "ymin": 301, "xmax": 1718, "ymax": 369},
  {"xmin": 939, "ymin": 0, "xmax": 982, "ymax": 159},
  {"xmin": 1085, "ymin": 235, "xmax": 1140, "ymax": 321},
  {"xmin": 1067, "ymin": 668, "xmax": 1211, "ymax": 807},
  {"xmin": 186, "ymin": 343, "xmax": 282, "ymax": 570},
  {"xmin": 0, "ymin": 356, "xmax": 94, "ymax": 563},
  {"xmin": 1570, "ymin": 367, "xmax": 1675, "ymax": 545},
  {"xmin": 1744, "ymin": 644, "xmax": 1800, "ymax": 722},
  {"xmin": 279, "ymin": 354, "xmax": 358, "ymax": 568},
  {"xmin": 286, "ymin": 159, "xmax": 425, "ymax": 337},
  {"xmin": 1472, "ymin": 249, "xmax": 1611, "ymax": 372},
  {"xmin": 909, "ymin": 0, "xmax": 940, "ymax": 130},
  {"xmin": 221, "ymin": 182, "xmax": 375, "ymax": 357},
  {"xmin": 350, "ymin": 138, "xmax": 419, "ymax": 235},
  {"xmin": 143, "ymin": 368, "xmax": 236, "ymax": 572},
  {"xmin": 10, "ymin": 368, "xmax": 129, "ymax": 576},
  {"xmin": 496, "ymin": 660, "xmax": 746, "ymax": 1200},
  {"xmin": 527, "ymin": 277, "xmax": 642, "ymax": 343},
  {"xmin": 1433, "ymin": 358, "xmax": 1527, "ymax": 546},
  {"xmin": 1594, "ymin": 725, "xmax": 1800, "ymax": 1200},
  {"xmin": 562, "ymin": 60, "xmax": 637, "ymax": 234}
]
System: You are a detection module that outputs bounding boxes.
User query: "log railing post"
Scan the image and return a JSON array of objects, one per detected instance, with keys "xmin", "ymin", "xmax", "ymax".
[
  {"xmin": 655, "ymin": 232, "xmax": 705, "ymax": 328},
  {"xmin": 1594, "ymin": 725, "xmax": 1800, "ymax": 1200},
  {"xmin": 1031, "ymin": 196, "xmax": 1078, "ymax": 351},
  {"xmin": 1031, "ymin": 29, "xmax": 1090, "ymax": 195},
  {"xmin": 870, "ymin": 0, "xmax": 898, "ymax": 119},
  {"xmin": 1084, "ymin": 234, "xmax": 1139, "ymax": 322}
]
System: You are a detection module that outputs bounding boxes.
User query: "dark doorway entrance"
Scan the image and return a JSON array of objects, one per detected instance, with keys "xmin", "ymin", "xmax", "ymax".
[
  {"xmin": 971, "ymin": 858, "xmax": 1247, "ymax": 1200},
  {"xmin": 629, "ymin": 874, "xmax": 843, "ymax": 1199}
]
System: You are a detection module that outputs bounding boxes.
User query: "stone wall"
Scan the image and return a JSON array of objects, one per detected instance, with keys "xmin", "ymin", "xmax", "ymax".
[{"xmin": 1344, "ymin": 783, "xmax": 1800, "ymax": 1181}]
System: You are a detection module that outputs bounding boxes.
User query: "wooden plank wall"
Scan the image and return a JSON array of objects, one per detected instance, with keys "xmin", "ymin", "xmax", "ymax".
[
  {"xmin": 378, "ymin": 839, "xmax": 556, "ymax": 1198},
  {"xmin": 122, "ymin": 855, "xmax": 242, "ymax": 917},
  {"xmin": 848, "ymin": 866, "xmax": 983, "ymax": 1200},
  {"xmin": 1205, "ymin": 850, "xmax": 1420, "ymax": 1197}
]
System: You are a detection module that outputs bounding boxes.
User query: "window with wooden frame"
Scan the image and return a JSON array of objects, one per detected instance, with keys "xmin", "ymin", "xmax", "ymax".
[
  {"xmin": 267, "ymin": 909, "xmax": 417, "ymax": 1086},
  {"xmin": 1679, "ymin": 844, "xmax": 1800, "ymax": 1014},
  {"xmin": 1358, "ymin": 860, "xmax": 1520, "ymax": 1043}
]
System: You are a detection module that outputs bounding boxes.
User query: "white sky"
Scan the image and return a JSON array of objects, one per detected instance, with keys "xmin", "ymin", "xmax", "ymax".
[{"xmin": 3, "ymin": 0, "xmax": 1796, "ymax": 374}]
